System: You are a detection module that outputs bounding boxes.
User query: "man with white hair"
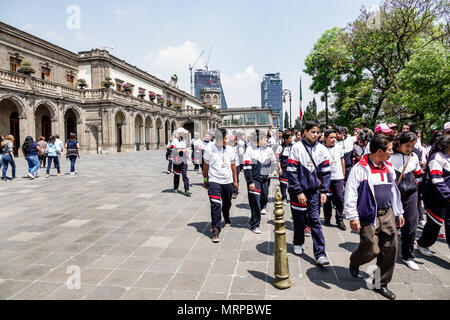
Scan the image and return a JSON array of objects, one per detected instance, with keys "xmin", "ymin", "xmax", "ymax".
[{"xmin": 171, "ymin": 128, "xmax": 191, "ymax": 197}]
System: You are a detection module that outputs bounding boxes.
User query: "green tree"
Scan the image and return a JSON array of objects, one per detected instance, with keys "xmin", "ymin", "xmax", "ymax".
[
  {"xmin": 301, "ymin": 98, "xmax": 318, "ymax": 126},
  {"xmin": 284, "ymin": 111, "xmax": 290, "ymax": 129},
  {"xmin": 294, "ymin": 118, "xmax": 301, "ymax": 131}
]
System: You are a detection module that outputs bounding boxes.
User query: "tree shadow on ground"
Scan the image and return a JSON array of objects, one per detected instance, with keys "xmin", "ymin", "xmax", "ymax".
[{"xmin": 339, "ymin": 242, "xmax": 359, "ymax": 252}]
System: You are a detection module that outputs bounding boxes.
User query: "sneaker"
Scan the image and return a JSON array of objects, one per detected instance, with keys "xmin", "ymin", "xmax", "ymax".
[
  {"xmin": 184, "ymin": 191, "xmax": 192, "ymax": 197},
  {"xmin": 438, "ymin": 233, "xmax": 446, "ymax": 240},
  {"xmin": 173, "ymin": 189, "xmax": 178, "ymax": 193},
  {"xmin": 232, "ymin": 193, "xmax": 237, "ymax": 199},
  {"xmin": 418, "ymin": 220, "xmax": 426, "ymax": 229},
  {"xmin": 373, "ymin": 286, "xmax": 396, "ymax": 300},
  {"xmin": 224, "ymin": 218, "xmax": 231, "ymax": 226},
  {"xmin": 251, "ymin": 227, "xmax": 261, "ymax": 234},
  {"xmin": 28, "ymin": 173, "xmax": 35, "ymax": 180},
  {"xmin": 316, "ymin": 255, "xmax": 330, "ymax": 266},
  {"xmin": 349, "ymin": 263, "xmax": 360, "ymax": 278},
  {"xmin": 70, "ymin": 172, "xmax": 75, "ymax": 175},
  {"xmin": 403, "ymin": 259, "xmax": 419, "ymax": 271},
  {"xmin": 324, "ymin": 220, "xmax": 331, "ymax": 226},
  {"xmin": 45, "ymin": 174, "xmax": 49, "ymax": 178},
  {"xmin": 212, "ymin": 228, "xmax": 220, "ymax": 243},
  {"xmin": 58, "ymin": 173, "xmax": 62, "ymax": 176},
  {"xmin": 304, "ymin": 227, "xmax": 311, "ymax": 237},
  {"xmin": 261, "ymin": 208, "xmax": 267, "ymax": 215},
  {"xmin": 417, "ymin": 245, "xmax": 434, "ymax": 257},
  {"xmin": 337, "ymin": 221, "xmax": 347, "ymax": 231},
  {"xmin": 293, "ymin": 245, "xmax": 303, "ymax": 255}
]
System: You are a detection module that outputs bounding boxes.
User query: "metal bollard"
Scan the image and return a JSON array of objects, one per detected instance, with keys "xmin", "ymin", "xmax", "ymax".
[{"xmin": 273, "ymin": 186, "xmax": 291, "ymax": 289}]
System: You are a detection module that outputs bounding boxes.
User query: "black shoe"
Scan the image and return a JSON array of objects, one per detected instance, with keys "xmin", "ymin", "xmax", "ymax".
[
  {"xmin": 349, "ymin": 263, "xmax": 359, "ymax": 278},
  {"xmin": 232, "ymin": 193, "xmax": 237, "ymax": 199},
  {"xmin": 212, "ymin": 228, "xmax": 220, "ymax": 243},
  {"xmin": 373, "ymin": 286, "xmax": 396, "ymax": 300},
  {"xmin": 324, "ymin": 220, "xmax": 331, "ymax": 226},
  {"xmin": 337, "ymin": 221, "xmax": 347, "ymax": 231}
]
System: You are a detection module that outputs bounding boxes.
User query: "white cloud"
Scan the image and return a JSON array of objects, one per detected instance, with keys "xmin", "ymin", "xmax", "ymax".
[
  {"xmin": 145, "ymin": 41, "xmax": 206, "ymax": 93},
  {"xmin": 221, "ymin": 66, "xmax": 260, "ymax": 108},
  {"xmin": 45, "ymin": 31, "xmax": 64, "ymax": 43},
  {"xmin": 114, "ymin": 8, "xmax": 124, "ymax": 15},
  {"xmin": 21, "ymin": 24, "xmax": 32, "ymax": 32}
]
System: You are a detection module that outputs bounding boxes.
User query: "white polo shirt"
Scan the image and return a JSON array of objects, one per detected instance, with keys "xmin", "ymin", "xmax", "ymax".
[
  {"xmin": 324, "ymin": 144, "xmax": 345, "ymax": 180},
  {"xmin": 204, "ymin": 143, "xmax": 236, "ymax": 184}
]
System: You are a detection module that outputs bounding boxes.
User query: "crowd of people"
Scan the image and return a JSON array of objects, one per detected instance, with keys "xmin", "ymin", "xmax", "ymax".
[
  {"xmin": 165, "ymin": 120, "xmax": 450, "ymax": 300},
  {"xmin": 0, "ymin": 133, "xmax": 80, "ymax": 181}
]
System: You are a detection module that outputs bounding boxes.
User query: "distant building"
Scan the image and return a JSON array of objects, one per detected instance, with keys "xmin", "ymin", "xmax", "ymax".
[
  {"xmin": 220, "ymin": 106, "xmax": 280, "ymax": 136},
  {"xmin": 194, "ymin": 69, "xmax": 228, "ymax": 110},
  {"xmin": 261, "ymin": 73, "xmax": 282, "ymax": 129}
]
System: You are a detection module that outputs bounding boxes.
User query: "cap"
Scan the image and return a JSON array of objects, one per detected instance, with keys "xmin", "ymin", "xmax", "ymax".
[
  {"xmin": 375, "ymin": 123, "xmax": 392, "ymax": 134},
  {"xmin": 388, "ymin": 123, "xmax": 398, "ymax": 129},
  {"xmin": 444, "ymin": 122, "xmax": 450, "ymax": 132}
]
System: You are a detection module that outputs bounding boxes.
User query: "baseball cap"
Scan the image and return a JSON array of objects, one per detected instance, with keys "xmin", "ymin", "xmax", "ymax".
[
  {"xmin": 444, "ymin": 122, "xmax": 450, "ymax": 132},
  {"xmin": 375, "ymin": 123, "xmax": 392, "ymax": 134},
  {"xmin": 388, "ymin": 123, "xmax": 398, "ymax": 129}
]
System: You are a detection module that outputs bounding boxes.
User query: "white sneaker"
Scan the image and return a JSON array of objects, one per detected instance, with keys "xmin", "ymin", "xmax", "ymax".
[
  {"xmin": 403, "ymin": 259, "xmax": 419, "ymax": 271},
  {"xmin": 316, "ymin": 255, "xmax": 330, "ymax": 266},
  {"xmin": 70, "ymin": 172, "xmax": 75, "ymax": 175},
  {"xmin": 418, "ymin": 220, "xmax": 426, "ymax": 229},
  {"xmin": 28, "ymin": 173, "xmax": 35, "ymax": 179},
  {"xmin": 251, "ymin": 227, "xmax": 261, "ymax": 234},
  {"xmin": 417, "ymin": 245, "xmax": 434, "ymax": 257},
  {"xmin": 261, "ymin": 208, "xmax": 267, "ymax": 215},
  {"xmin": 294, "ymin": 245, "xmax": 303, "ymax": 255}
]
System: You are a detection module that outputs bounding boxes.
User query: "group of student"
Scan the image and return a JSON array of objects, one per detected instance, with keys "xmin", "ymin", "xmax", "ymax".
[
  {"xmin": 164, "ymin": 119, "xmax": 449, "ymax": 300},
  {"xmin": 0, "ymin": 133, "xmax": 81, "ymax": 180}
]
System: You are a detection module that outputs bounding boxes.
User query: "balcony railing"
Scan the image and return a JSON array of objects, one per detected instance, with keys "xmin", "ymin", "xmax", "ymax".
[{"xmin": 0, "ymin": 68, "xmax": 220, "ymax": 118}]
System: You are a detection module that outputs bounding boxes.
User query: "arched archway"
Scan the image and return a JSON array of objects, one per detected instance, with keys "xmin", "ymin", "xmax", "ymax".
[
  {"xmin": 135, "ymin": 115, "xmax": 143, "ymax": 151},
  {"xmin": 183, "ymin": 120, "xmax": 194, "ymax": 144},
  {"xmin": 165, "ymin": 119, "xmax": 171, "ymax": 145},
  {"xmin": 0, "ymin": 97, "xmax": 25, "ymax": 156},
  {"xmin": 145, "ymin": 116, "xmax": 152, "ymax": 150},
  {"xmin": 171, "ymin": 121, "xmax": 176, "ymax": 136},
  {"xmin": 35, "ymin": 103, "xmax": 53, "ymax": 140},
  {"xmin": 155, "ymin": 118, "xmax": 163, "ymax": 149},
  {"xmin": 64, "ymin": 108, "xmax": 79, "ymax": 142},
  {"xmin": 115, "ymin": 111, "xmax": 126, "ymax": 152}
]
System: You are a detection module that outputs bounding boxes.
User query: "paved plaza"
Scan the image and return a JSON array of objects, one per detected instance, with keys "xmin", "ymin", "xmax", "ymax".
[{"xmin": 0, "ymin": 151, "xmax": 448, "ymax": 300}]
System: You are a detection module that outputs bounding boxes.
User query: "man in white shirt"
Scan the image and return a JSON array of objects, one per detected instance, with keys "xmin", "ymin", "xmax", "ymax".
[
  {"xmin": 323, "ymin": 129, "xmax": 346, "ymax": 230},
  {"xmin": 203, "ymin": 128, "xmax": 238, "ymax": 243},
  {"xmin": 171, "ymin": 128, "xmax": 191, "ymax": 197},
  {"xmin": 54, "ymin": 134, "xmax": 64, "ymax": 169},
  {"xmin": 191, "ymin": 132, "xmax": 203, "ymax": 173}
]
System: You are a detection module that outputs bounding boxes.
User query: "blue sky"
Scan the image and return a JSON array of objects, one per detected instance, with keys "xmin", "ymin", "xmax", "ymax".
[{"xmin": 0, "ymin": 0, "xmax": 381, "ymax": 120}]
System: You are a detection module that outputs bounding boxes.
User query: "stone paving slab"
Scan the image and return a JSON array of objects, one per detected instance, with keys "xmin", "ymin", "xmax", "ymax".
[{"xmin": 0, "ymin": 151, "xmax": 448, "ymax": 300}]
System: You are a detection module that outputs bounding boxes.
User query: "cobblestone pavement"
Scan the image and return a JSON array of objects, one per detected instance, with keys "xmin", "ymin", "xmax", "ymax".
[{"xmin": 0, "ymin": 151, "xmax": 448, "ymax": 300}]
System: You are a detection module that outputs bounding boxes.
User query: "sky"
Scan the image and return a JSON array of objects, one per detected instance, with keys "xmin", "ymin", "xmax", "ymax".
[{"xmin": 0, "ymin": 0, "xmax": 382, "ymax": 120}]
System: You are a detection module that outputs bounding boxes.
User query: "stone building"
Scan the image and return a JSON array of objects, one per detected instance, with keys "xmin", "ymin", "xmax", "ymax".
[{"xmin": 0, "ymin": 22, "xmax": 220, "ymax": 156}]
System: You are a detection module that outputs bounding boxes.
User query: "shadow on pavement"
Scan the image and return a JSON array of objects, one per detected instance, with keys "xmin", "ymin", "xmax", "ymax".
[
  {"xmin": 187, "ymin": 221, "xmax": 211, "ymax": 237},
  {"xmin": 247, "ymin": 270, "xmax": 275, "ymax": 286},
  {"xmin": 236, "ymin": 203, "xmax": 250, "ymax": 210},
  {"xmin": 339, "ymin": 242, "xmax": 359, "ymax": 252}
]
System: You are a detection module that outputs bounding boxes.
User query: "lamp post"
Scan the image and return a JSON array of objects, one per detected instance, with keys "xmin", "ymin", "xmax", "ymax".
[
  {"xmin": 282, "ymin": 89, "xmax": 292, "ymax": 129},
  {"xmin": 312, "ymin": 53, "xmax": 329, "ymax": 126}
]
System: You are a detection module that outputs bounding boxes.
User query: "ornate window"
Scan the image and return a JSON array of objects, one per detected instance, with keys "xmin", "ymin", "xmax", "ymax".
[
  {"xmin": 41, "ymin": 67, "xmax": 51, "ymax": 80},
  {"xmin": 10, "ymin": 57, "xmax": 21, "ymax": 72},
  {"xmin": 67, "ymin": 74, "xmax": 74, "ymax": 87}
]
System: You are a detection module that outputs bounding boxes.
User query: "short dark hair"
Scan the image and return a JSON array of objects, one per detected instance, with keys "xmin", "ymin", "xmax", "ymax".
[
  {"xmin": 282, "ymin": 130, "xmax": 292, "ymax": 141},
  {"xmin": 369, "ymin": 134, "xmax": 393, "ymax": 153},
  {"xmin": 324, "ymin": 128, "xmax": 337, "ymax": 138},
  {"xmin": 357, "ymin": 131, "xmax": 369, "ymax": 143},
  {"xmin": 69, "ymin": 133, "xmax": 77, "ymax": 140},
  {"xmin": 396, "ymin": 131, "xmax": 417, "ymax": 146},
  {"xmin": 305, "ymin": 120, "xmax": 320, "ymax": 132}
]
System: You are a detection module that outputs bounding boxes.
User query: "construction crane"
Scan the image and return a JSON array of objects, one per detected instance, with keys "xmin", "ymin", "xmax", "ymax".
[
  {"xmin": 189, "ymin": 50, "xmax": 205, "ymax": 95},
  {"xmin": 205, "ymin": 47, "xmax": 213, "ymax": 72}
]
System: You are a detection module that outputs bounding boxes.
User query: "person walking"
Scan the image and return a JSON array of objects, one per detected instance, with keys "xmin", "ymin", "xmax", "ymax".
[
  {"xmin": 390, "ymin": 131, "xmax": 423, "ymax": 270},
  {"xmin": 227, "ymin": 134, "xmax": 240, "ymax": 199},
  {"xmin": 345, "ymin": 134, "xmax": 405, "ymax": 300},
  {"xmin": 203, "ymin": 128, "xmax": 238, "ymax": 243},
  {"xmin": 22, "ymin": 136, "xmax": 41, "ymax": 179},
  {"xmin": 243, "ymin": 129, "xmax": 278, "ymax": 234},
  {"xmin": 1, "ymin": 135, "xmax": 16, "ymax": 181},
  {"xmin": 65, "ymin": 133, "xmax": 80, "ymax": 175},
  {"xmin": 54, "ymin": 134, "xmax": 64, "ymax": 169},
  {"xmin": 171, "ymin": 128, "xmax": 191, "ymax": 197},
  {"xmin": 276, "ymin": 130, "xmax": 293, "ymax": 203},
  {"xmin": 0, "ymin": 136, "xmax": 3, "ymax": 174},
  {"xmin": 416, "ymin": 134, "xmax": 450, "ymax": 256},
  {"xmin": 37, "ymin": 136, "xmax": 48, "ymax": 168},
  {"xmin": 200, "ymin": 132, "xmax": 212, "ymax": 172},
  {"xmin": 165, "ymin": 133, "xmax": 176, "ymax": 174},
  {"xmin": 45, "ymin": 136, "xmax": 62, "ymax": 177},
  {"xmin": 287, "ymin": 120, "xmax": 331, "ymax": 265},
  {"xmin": 191, "ymin": 132, "xmax": 203, "ymax": 173},
  {"xmin": 323, "ymin": 128, "xmax": 347, "ymax": 230}
]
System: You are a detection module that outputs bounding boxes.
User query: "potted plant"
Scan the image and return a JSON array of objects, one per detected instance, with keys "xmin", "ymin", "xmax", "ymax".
[
  {"xmin": 149, "ymin": 91, "xmax": 156, "ymax": 101},
  {"xmin": 101, "ymin": 77, "xmax": 114, "ymax": 88},
  {"xmin": 76, "ymin": 78, "xmax": 88, "ymax": 89},
  {"xmin": 17, "ymin": 61, "xmax": 35, "ymax": 75},
  {"xmin": 138, "ymin": 89, "xmax": 146, "ymax": 99},
  {"xmin": 166, "ymin": 99, "xmax": 173, "ymax": 107},
  {"xmin": 122, "ymin": 83, "xmax": 132, "ymax": 94},
  {"xmin": 157, "ymin": 95, "xmax": 164, "ymax": 106},
  {"xmin": 208, "ymin": 105, "xmax": 216, "ymax": 112},
  {"xmin": 174, "ymin": 104, "xmax": 182, "ymax": 110}
]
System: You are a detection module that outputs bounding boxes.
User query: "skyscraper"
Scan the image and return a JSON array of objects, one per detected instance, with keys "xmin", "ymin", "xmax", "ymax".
[
  {"xmin": 194, "ymin": 69, "xmax": 228, "ymax": 110},
  {"xmin": 261, "ymin": 73, "xmax": 283, "ymax": 129}
]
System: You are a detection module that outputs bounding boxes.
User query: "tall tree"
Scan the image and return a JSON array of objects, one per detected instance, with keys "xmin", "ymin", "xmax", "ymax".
[{"xmin": 284, "ymin": 111, "xmax": 290, "ymax": 130}]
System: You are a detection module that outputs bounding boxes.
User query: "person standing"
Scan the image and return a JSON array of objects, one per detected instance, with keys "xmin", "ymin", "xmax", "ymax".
[
  {"xmin": 0, "ymin": 136, "xmax": 3, "ymax": 174},
  {"xmin": 276, "ymin": 130, "xmax": 293, "ymax": 203},
  {"xmin": 65, "ymin": 133, "xmax": 80, "ymax": 175},
  {"xmin": 390, "ymin": 131, "xmax": 423, "ymax": 270},
  {"xmin": 45, "ymin": 136, "xmax": 62, "ymax": 178},
  {"xmin": 416, "ymin": 135, "xmax": 450, "ymax": 256},
  {"xmin": 323, "ymin": 129, "xmax": 347, "ymax": 230},
  {"xmin": 341, "ymin": 127, "xmax": 357, "ymax": 181},
  {"xmin": 227, "ymin": 134, "xmax": 240, "ymax": 199},
  {"xmin": 200, "ymin": 132, "xmax": 211, "ymax": 172},
  {"xmin": 1, "ymin": 135, "xmax": 16, "ymax": 181},
  {"xmin": 287, "ymin": 120, "xmax": 331, "ymax": 265},
  {"xmin": 203, "ymin": 128, "xmax": 238, "ymax": 242},
  {"xmin": 37, "ymin": 136, "xmax": 48, "ymax": 168},
  {"xmin": 165, "ymin": 133, "xmax": 176, "ymax": 174},
  {"xmin": 191, "ymin": 132, "xmax": 203, "ymax": 173},
  {"xmin": 54, "ymin": 134, "xmax": 64, "ymax": 169},
  {"xmin": 345, "ymin": 134, "xmax": 405, "ymax": 300},
  {"xmin": 243, "ymin": 129, "xmax": 278, "ymax": 234},
  {"xmin": 172, "ymin": 128, "xmax": 191, "ymax": 197},
  {"xmin": 22, "ymin": 136, "xmax": 41, "ymax": 179}
]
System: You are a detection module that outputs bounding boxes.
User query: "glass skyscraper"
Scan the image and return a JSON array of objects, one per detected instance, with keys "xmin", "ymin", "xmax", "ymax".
[
  {"xmin": 261, "ymin": 73, "xmax": 283, "ymax": 129},
  {"xmin": 194, "ymin": 69, "xmax": 228, "ymax": 110}
]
